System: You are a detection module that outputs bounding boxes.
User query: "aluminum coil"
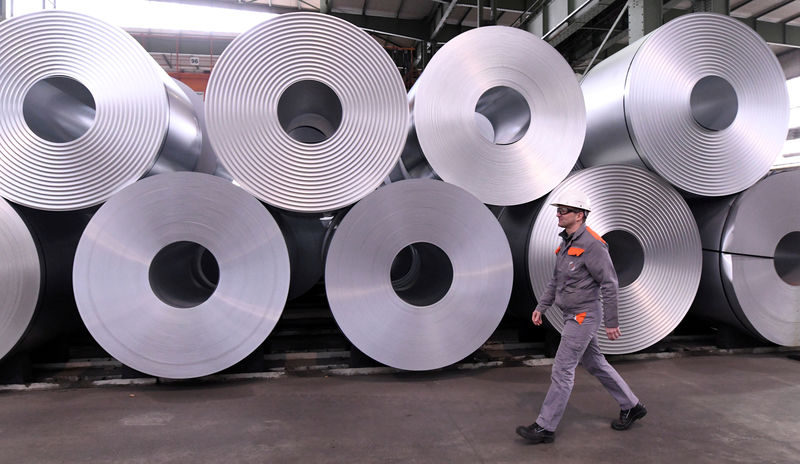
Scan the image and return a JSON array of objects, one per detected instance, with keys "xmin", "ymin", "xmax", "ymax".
[
  {"xmin": 172, "ymin": 78, "xmax": 219, "ymax": 177},
  {"xmin": 73, "ymin": 172, "xmax": 290, "ymax": 379},
  {"xmin": 528, "ymin": 165, "xmax": 702, "ymax": 354},
  {"xmin": 0, "ymin": 11, "xmax": 202, "ymax": 211},
  {"xmin": 0, "ymin": 199, "xmax": 41, "ymax": 361},
  {"xmin": 494, "ymin": 201, "xmax": 545, "ymax": 320},
  {"xmin": 269, "ymin": 208, "xmax": 337, "ymax": 300},
  {"xmin": 205, "ymin": 13, "xmax": 408, "ymax": 213},
  {"xmin": 580, "ymin": 13, "xmax": 789, "ymax": 197},
  {"xmin": 402, "ymin": 25, "xmax": 585, "ymax": 206},
  {"xmin": 690, "ymin": 170, "xmax": 800, "ymax": 346},
  {"xmin": 325, "ymin": 179, "xmax": 513, "ymax": 370}
]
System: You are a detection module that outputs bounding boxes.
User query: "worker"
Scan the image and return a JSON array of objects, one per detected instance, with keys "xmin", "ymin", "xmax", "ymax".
[{"xmin": 516, "ymin": 189, "xmax": 646, "ymax": 444}]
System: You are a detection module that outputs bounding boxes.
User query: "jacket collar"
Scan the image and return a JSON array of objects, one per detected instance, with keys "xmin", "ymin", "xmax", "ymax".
[{"xmin": 559, "ymin": 223, "xmax": 587, "ymax": 245}]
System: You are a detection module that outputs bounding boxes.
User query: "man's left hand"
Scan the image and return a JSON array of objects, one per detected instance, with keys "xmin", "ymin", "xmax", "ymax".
[{"xmin": 606, "ymin": 327, "xmax": 621, "ymax": 340}]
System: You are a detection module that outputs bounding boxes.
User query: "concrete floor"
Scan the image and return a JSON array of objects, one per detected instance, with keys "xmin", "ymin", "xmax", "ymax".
[{"xmin": 1, "ymin": 353, "xmax": 799, "ymax": 464}]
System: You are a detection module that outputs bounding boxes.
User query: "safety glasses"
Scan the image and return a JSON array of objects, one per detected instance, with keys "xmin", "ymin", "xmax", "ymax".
[{"xmin": 556, "ymin": 207, "xmax": 580, "ymax": 215}]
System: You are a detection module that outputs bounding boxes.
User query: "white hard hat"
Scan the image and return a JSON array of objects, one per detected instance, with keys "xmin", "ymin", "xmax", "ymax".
[{"xmin": 550, "ymin": 189, "xmax": 591, "ymax": 211}]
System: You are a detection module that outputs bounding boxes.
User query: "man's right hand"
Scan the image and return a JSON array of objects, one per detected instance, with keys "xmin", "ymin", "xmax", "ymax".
[{"xmin": 532, "ymin": 310, "xmax": 543, "ymax": 326}]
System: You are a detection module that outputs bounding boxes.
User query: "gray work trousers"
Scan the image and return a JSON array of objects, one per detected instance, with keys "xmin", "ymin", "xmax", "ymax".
[{"xmin": 536, "ymin": 311, "xmax": 639, "ymax": 432}]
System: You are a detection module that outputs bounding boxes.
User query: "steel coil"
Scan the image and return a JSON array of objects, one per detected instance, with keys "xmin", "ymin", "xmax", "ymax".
[
  {"xmin": 325, "ymin": 179, "xmax": 513, "ymax": 370},
  {"xmin": 0, "ymin": 11, "xmax": 202, "ymax": 211},
  {"xmin": 172, "ymin": 78, "xmax": 219, "ymax": 177},
  {"xmin": 580, "ymin": 13, "xmax": 789, "ymax": 197},
  {"xmin": 270, "ymin": 208, "xmax": 337, "ymax": 300},
  {"xmin": 73, "ymin": 172, "xmax": 290, "ymax": 379},
  {"xmin": 205, "ymin": 13, "xmax": 408, "ymax": 213},
  {"xmin": 0, "ymin": 199, "xmax": 41, "ymax": 361},
  {"xmin": 494, "ymin": 201, "xmax": 545, "ymax": 320},
  {"xmin": 528, "ymin": 166, "xmax": 702, "ymax": 354},
  {"xmin": 690, "ymin": 169, "xmax": 800, "ymax": 346},
  {"xmin": 400, "ymin": 26, "xmax": 585, "ymax": 206}
]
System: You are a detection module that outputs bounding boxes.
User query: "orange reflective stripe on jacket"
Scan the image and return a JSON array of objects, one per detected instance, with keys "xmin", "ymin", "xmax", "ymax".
[
  {"xmin": 586, "ymin": 226, "xmax": 607, "ymax": 245},
  {"xmin": 567, "ymin": 247, "xmax": 585, "ymax": 256},
  {"xmin": 575, "ymin": 312, "xmax": 586, "ymax": 325},
  {"xmin": 555, "ymin": 246, "xmax": 561, "ymax": 255}
]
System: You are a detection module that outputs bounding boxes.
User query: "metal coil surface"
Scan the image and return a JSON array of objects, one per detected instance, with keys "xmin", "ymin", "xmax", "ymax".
[
  {"xmin": 691, "ymin": 170, "xmax": 800, "ymax": 346},
  {"xmin": 73, "ymin": 172, "xmax": 290, "ymax": 379},
  {"xmin": 528, "ymin": 166, "xmax": 702, "ymax": 354},
  {"xmin": 0, "ymin": 11, "xmax": 202, "ymax": 211},
  {"xmin": 172, "ymin": 78, "xmax": 219, "ymax": 176},
  {"xmin": 403, "ymin": 26, "xmax": 585, "ymax": 206},
  {"xmin": 325, "ymin": 180, "xmax": 513, "ymax": 370},
  {"xmin": 0, "ymin": 199, "xmax": 41, "ymax": 361},
  {"xmin": 205, "ymin": 13, "xmax": 408, "ymax": 213},
  {"xmin": 580, "ymin": 13, "xmax": 788, "ymax": 197}
]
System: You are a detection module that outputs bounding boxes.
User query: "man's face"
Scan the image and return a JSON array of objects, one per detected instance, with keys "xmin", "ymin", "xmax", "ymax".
[{"xmin": 555, "ymin": 205, "xmax": 581, "ymax": 229}]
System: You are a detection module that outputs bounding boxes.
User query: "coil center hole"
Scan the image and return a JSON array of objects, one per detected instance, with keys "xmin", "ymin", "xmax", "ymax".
[
  {"xmin": 774, "ymin": 231, "xmax": 800, "ymax": 286},
  {"xmin": 149, "ymin": 241, "xmax": 220, "ymax": 308},
  {"xmin": 690, "ymin": 75, "xmax": 738, "ymax": 131},
  {"xmin": 601, "ymin": 230, "xmax": 644, "ymax": 288},
  {"xmin": 278, "ymin": 80, "xmax": 342, "ymax": 144},
  {"xmin": 23, "ymin": 76, "xmax": 96, "ymax": 143},
  {"xmin": 391, "ymin": 242, "xmax": 453, "ymax": 307},
  {"xmin": 475, "ymin": 86, "xmax": 530, "ymax": 145}
]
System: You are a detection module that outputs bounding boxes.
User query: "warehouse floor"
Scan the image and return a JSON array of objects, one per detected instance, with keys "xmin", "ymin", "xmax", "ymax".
[{"xmin": 1, "ymin": 353, "xmax": 799, "ymax": 464}]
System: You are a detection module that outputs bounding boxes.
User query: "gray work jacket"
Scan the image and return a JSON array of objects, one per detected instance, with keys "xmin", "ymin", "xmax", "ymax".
[{"xmin": 535, "ymin": 223, "xmax": 620, "ymax": 328}]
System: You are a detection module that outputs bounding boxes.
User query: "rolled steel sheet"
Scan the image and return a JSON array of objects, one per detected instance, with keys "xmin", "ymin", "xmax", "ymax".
[
  {"xmin": 401, "ymin": 26, "xmax": 585, "ymax": 206},
  {"xmin": 528, "ymin": 166, "xmax": 702, "ymax": 354},
  {"xmin": 0, "ymin": 11, "xmax": 202, "ymax": 211},
  {"xmin": 205, "ymin": 13, "xmax": 408, "ymax": 213},
  {"xmin": 495, "ymin": 201, "xmax": 545, "ymax": 319},
  {"xmin": 690, "ymin": 170, "xmax": 800, "ymax": 346},
  {"xmin": 73, "ymin": 172, "xmax": 290, "ymax": 379},
  {"xmin": 580, "ymin": 13, "xmax": 789, "ymax": 197},
  {"xmin": 0, "ymin": 199, "xmax": 41, "ymax": 361},
  {"xmin": 172, "ymin": 78, "xmax": 220, "ymax": 177},
  {"xmin": 325, "ymin": 179, "xmax": 513, "ymax": 370},
  {"xmin": 269, "ymin": 208, "xmax": 337, "ymax": 300}
]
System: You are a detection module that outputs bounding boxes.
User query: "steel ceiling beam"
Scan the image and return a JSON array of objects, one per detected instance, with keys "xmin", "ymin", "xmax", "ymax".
[
  {"xmin": 691, "ymin": 0, "xmax": 729, "ymax": 14},
  {"xmin": 738, "ymin": 16, "xmax": 800, "ymax": 48},
  {"xmin": 149, "ymin": 0, "xmax": 317, "ymax": 14},
  {"xmin": 431, "ymin": 0, "xmax": 460, "ymax": 39},
  {"xmin": 431, "ymin": 0, "xmax": 529, "ymax": 13},
  {"xmin": 330, "ymin": 12, "xmax": 429, "ymax": 40},
  {"xmin": 629, "ymin": 0, "xmax": 661, "ymax": 42},
  {"xmin": 527, "ymin": 0, "xmax": 618, "ymax": 47}
]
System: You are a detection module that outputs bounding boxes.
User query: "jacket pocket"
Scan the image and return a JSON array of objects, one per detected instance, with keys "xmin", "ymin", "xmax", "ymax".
[{"xmin": 567, "ymin": 247, "xmax": 585, "ymax": 256}]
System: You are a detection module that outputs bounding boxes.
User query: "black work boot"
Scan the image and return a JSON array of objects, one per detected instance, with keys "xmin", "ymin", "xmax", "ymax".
[
  {"xmin": 515, "ymin": 422, "xmax": 555, "ymax": 444},
  {"xmin": 611, "ymin": 403, "xmax": 647, "ymax": 430}
]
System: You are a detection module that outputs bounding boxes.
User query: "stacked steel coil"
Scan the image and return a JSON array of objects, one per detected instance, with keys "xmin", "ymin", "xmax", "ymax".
[
  {"xmin": 0, "ymin": 10, "xmax": 203, "ymax": 211},
  {"xmin": 580, "ymin": 13, "xmax": 789, "ymax": 197},
  {"xmin": 325, "ymin": 179, "xmax": 513, "ymax": 370},
  {"xmin": 72, "ymin": 173, "xmax": 290, "ymax": 379},
  {"xmin": 690, "ymin": 170, "xmax": 800, "ymax": 346},
  {"xmin": 0, "ymin": 199, "xmax": 41, "ymax": 362},
  {"xmin": 398, "ymin": 26, "xmax": 585, "ymax": 206},
  {"xmin": 528, "ymin": 166, "xmax": 702, "ymax": 354},
  {"xmin": 3, "ymin": 9, "xmax": 796, "ymax": 378},
  {"xmin": 205, "ymin": 13, "xmax": 408, "ymax": 213}
]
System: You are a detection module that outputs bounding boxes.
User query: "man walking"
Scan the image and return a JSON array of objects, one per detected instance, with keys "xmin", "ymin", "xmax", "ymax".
[{"xmin": 516, "ymin": 190, "xmax": 646, "ymax": 444}]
